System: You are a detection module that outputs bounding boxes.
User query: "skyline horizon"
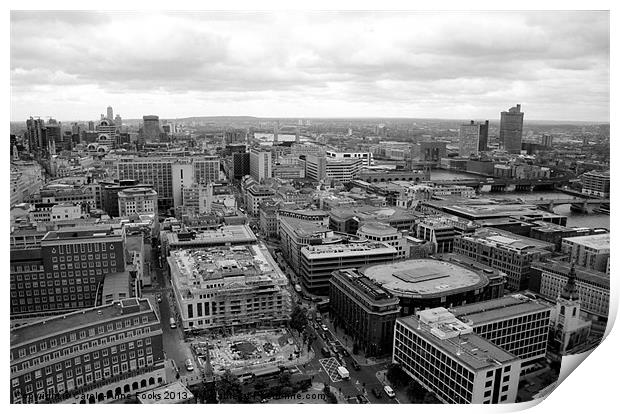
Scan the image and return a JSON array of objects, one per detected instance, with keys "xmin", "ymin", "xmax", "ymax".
[{"xmin": 11, "ymin": 11, "xmax": 609, "ymax": 123}]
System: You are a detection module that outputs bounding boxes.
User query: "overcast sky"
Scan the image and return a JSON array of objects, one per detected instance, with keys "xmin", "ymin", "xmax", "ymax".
[{"xmin": 10, "ymin": 10, "xmax": 609, "ymax": 122}]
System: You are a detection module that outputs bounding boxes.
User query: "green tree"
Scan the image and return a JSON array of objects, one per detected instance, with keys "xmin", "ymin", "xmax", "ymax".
[
  {"xmin": 216, "ymin": 370, "xmax": 242, "ymax": 402},
  {"xmin": 290, "ymin": 304, "xmax": 308, "ymax": 333}
]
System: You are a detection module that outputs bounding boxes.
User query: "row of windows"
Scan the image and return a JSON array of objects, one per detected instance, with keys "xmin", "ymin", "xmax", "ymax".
[
  {"xmin": 52, "ymin": 253, "xmax": 115, "ymax": 262},
  {"xmin": 12, "ymin": 317, "xmax": 153, "ymax": 361}
]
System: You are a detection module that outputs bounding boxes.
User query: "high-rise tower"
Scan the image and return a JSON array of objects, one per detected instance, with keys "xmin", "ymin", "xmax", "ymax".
[
  {"xmin": 500, "ymin": 104, "xmax": 524, "ymax": 154},
  {"xmin": 106, "ymin": 105, "xmax": 113, "ymax": 121}
]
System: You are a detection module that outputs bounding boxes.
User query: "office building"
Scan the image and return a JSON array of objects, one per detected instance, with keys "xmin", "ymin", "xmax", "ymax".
[
  {"xmin": 499, "ymin": 104, "xmax": 524, "ymax": 154},
  {"xmin": 529, "ymin": 221, "xmax": 595, "ymax": 251},
  {"xmin": 451, "ymin": 294, "xmax": 552, "ymax": 372},
  {"xmin": 325, "ymin": 150, "xmax": 372, "ymax": 166},
  {"xmin": 117, "ymin": 188, "xmax": 158, "ymax": 217},
  {"xmin": 531, "ymin": 260, "xmax": 609, "ymax": 322},
  {"xmin": 10, "ymin": 298, "xmax": 166, "ymax": 404},
  {"xmin": 453, "ymin": 228, "xmax": 554, "ymax": 291},
  {"xmin": 361, "ymin": 257, "xmax": 504, "ymax": 316},
  {"xmin": 117, "ymin": 156, "xmax": 220, "ymax": 212},
  {"xmin": 541, "ymin": 134, "xmax": 553, "ymax": 148},
  {"xmin": 329, "ymin": 268, "xmax": 400, "ymax": 356},
  {"xmin": 279, "ymin": 216, "xmax": 333, "ymax": 272},
  {"xmin": 581, "ymin": 170, "xmax": 610, "ymax": 198},
  {"xmin": 411, "ymin": 141, "xmax": 447, "ymax": 163},
  {"xmin": 459, "ymin": 120, "xmax": 489, "ymax": 156},
  {"xmin": 249, "ymin": 148, "xmax": 272, "ymax": 182},
  {"xmin": 100, "ymin": 180, "xmax": 154, "ymax": 218},
  {"xmin": 393, "ymin": 308, "xmax": 521, "ymax": 404},
  {"xmin": 167, "ymin": 244, "xmax": 291, "ymax": 330},
  {"xmin": 245, "ymin": 185, "xmax": 275, "ymax": 216},
  {"xmin": 305, "ymin": 155, "xmax": 363, "ymax": 183},
  {"xmin": 179, "ymin": 183, "xmax": 214, "ymax": 217},
  {"xmin": 232, "ymin": 152, "xmax": 250, "ymax": 180},
  {"xmin": 141, "ymin": 115, "xmax": 162, "ymax": 141},
  {"xmin": 416, "ymin": 215, "xmax": 478, "ymax": 254},
  {"xmin": 561, "ymin": 233, "xmax": 609, "ymax": 273},
  {"xmin": 329, "ymin": 205, "xmax": 419, "ymax": 234},
  {"xmin": 357, "ymin": 222, "xmax": 408, "ymax": 259},
  {"xmin": 11, "ymin": 227, "xmax": 126, "ymax": 319},
  {"xmin": 300, "ymin": 242, "xmax": 398, "ymax": 294},
  {"xmin": 106, "ymin": 106, "xmax": 113, "ymax": 121}
]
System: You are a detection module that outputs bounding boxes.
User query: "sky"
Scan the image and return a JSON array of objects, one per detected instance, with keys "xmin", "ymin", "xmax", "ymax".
[{"xmin": 10, "ymin": 10, "xmax": 610, "ymax": 122}]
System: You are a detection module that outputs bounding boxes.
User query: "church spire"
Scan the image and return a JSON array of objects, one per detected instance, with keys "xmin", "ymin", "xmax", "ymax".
[{"xmin": 561, "ymin": 262, "xmax": 579, "ymax": 301}]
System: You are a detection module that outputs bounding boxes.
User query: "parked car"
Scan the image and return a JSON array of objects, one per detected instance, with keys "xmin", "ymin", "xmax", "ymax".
[
  {"xmin": 185, "ymin": 358, "xmax": 194, "ymax": 371},
  {"xmin": 384, "ymin": 385, "xmax": 396, "ymax": 398},
  {"xmin": 156, "ymin": 293, "xmax": 162, "ymax": 303}
]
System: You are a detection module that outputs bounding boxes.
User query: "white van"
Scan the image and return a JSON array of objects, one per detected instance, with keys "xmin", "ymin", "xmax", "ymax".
[{"xmin": 169, "ymin": 317, "xmax": 177, "ymax": 329}]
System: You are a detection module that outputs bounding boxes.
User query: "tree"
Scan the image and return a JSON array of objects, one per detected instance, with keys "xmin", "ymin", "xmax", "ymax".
[
  {"xmin": 279, "ymin": 370, "xmax": 292, "ymax": 386},
  {"xmin": 290, "ymin": 304, "xmax": 308, "ymax": 333},
  {"xmin": 386, "ymin": 363, "xmax": 409, "ymax": 388},
  {"xmin": 406, "ymin": 381, "xmax": 427, "ymax": 403},
  {"xmin": 216, "ymin": 370, "xmax": 242, "ymax": 402}
]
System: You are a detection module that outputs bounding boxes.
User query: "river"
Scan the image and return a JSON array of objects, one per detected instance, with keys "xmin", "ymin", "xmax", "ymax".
[{"xmin": 429, "ymin": 169, "xmax": 610, "ymax": 230}]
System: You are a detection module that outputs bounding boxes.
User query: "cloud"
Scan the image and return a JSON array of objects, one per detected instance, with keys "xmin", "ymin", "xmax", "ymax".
[{"xmin": 10, "ymin": 10, "xmax": 609, "ymax": 121}]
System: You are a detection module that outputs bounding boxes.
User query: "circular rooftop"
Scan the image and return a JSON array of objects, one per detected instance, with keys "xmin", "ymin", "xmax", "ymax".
[{"xmin": 362, "ymin": 259, "xmax": 488, "ymax": 299}]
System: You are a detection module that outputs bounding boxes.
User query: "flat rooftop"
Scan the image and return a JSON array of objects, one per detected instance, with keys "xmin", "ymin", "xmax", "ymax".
[
  {"xmin": 166, "ymin": 225, "xmax": 257, "ymax": 245},
  {"xmin": 397, "ymin": 311, "xmax": 518, "ymax": 371},
  {"xmin": 168, "ymin": 244, "xmax": 287, "ymax": 294},
  {"xmin": 11, "ymin": 298, "xmax": 153, "ymax": 347},
  {"xmin": 41, "ymin": 226, "xmax": 123, "ymax": 243},
  {"xmin": 333, "ymin": 269, "xmax": 398, "ymax": 303},
  {"xmin": 102, "ymin": 271, "xmax": 132, "ymax": 302},
  {"xmin": 302, "ymin": 242, "xmax": 397, "ymax": 258},
  {"xmin": 440, "ymin": 202, "xmax": 556, "ymax": 220},
  {"xmin": 451, "ymin": 294, "xmax": 552, "ymax": 326},
  {"xmin": 462, "ymin": 228, "xmax": 554, "ymax": 252},
  {"xmin": 562, "ymin": 233, "xmax": 610, "ymax": 250},
  {"xmin": 362, "ymin": 258, "xmax": 488, "ymax": 298},
  {"xmin": 330, "ymin": 205, "xmax": 418, "ymax": 221}
]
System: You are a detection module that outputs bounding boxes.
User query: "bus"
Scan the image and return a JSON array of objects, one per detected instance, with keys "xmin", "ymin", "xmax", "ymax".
[{"xmin": 169, "ymin": 317, "xmax": 177, "ymax": 329}]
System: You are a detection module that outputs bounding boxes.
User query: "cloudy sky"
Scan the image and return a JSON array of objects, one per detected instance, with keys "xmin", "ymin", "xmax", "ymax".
[{"xmin": 10, "ymin": 10, "xmax": 609, "ymax": 122}]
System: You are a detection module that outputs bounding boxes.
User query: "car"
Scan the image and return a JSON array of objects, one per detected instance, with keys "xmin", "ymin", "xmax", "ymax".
[
  {"xmin": 371, "ymin": 388, "xmax": 383, "ymax": 399},
  {"xmin": 351, "ymin": 360, "xmax": 361, "ymax": 371},
  {"xmin": 320, "ymin": 325, "xmax": 328, "ymax": 332},
  {"xmin": 185, "ymin": 358, "xmax": 194, "ymax": 371},
  {"xmin": 384, "ymin": 385, "xmax": 396, "ymax": 398},
  {"xmin": 156, "ymin": 293, "xmax": 162, "ymax": 303}
]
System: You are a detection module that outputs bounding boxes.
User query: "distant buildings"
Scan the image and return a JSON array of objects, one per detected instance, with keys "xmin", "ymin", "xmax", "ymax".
[
  {"xmin": 305, "ymin": 154, "xmax": 363, "ymax": 183},
  {"xmin": 10, "ymin": 298, "xmax": 166, "ymax": 404},
  {"xmin": 329, "ymin": 268, "xmax": 400, "ymax": 356},
  {"xmin": 500, "ymin": 104, "xmax": 524, "ymax": 154},
  {"xmin": 393, "ymin": 308, "xmax": 521, "ymax": 404},
  {"xmin": 459, "ymin": 120, "xmax": 489, "ymax": 156},
  {"xmin": 232, "ymin": 152, "xmax": 250, "ymax": 180},
  {"xmin": 141, "ymin": 115, "xmax": 162, "ymax": 142},
  {"xmin": 10, "ymin": 161, "xmax": 44, "ymax": 207},
  {"xmin": 581, "ymin": 170, "xmax": 610, "ymax": 198},
  {"xmin": 411, "ymin": 141, "xmax": 446, "ymax": 163}
]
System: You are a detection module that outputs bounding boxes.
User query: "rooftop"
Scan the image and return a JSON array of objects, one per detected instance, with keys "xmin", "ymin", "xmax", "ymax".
[
  {"xmin": 11, "ymin": 298, "xmax": 154, "ymax": 347},
  {"xmin": 451, "ymin": 294, "xmax": 552, "ymax": 326},
  {"xmin": 302, "ymin": 241, "xmax": 397, "ymax": 258},
  {"xmin": 101, "ymin": 271, "xmax": 132, "ymax": 303},
  {"xmin": 168, "ymin": 244, "xmax": 287, "ymax": 294},
  {"xmin": 397, "ymin": 310, "xmax": 519, "ymax": 371},
  {"xmin": 462, "ymin": 228, "xmax": 554, "ymax": 252},
  {"xmin": 332, "ymin": 269, "xmax": 399, "ymax": 303},
  {"xmin": 41, "ymin": 226, "xmax": 124, "ymax": 243},
  {"xmin": 562, "ymin": 233, "xmax": 610, "ymax": 251},
  {"xmin": 532, "ymin": 260, "xmax": 609, "ymax": 288},
  {"xmin": 330, "ymin": 205, "xmax": 418, "ymax": 221},
  {"xmin": 165, "ymin": 225, "xmax": 257, "ymax": 246},
  {"xmin": 362, "ymin": 258, "xmax": 489, "ymax": 298}
]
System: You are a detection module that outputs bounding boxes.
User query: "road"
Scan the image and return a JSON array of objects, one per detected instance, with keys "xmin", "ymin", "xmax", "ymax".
[{"xmin": 142, "ymin": 246, "xmax": 195, "ymax": 377}]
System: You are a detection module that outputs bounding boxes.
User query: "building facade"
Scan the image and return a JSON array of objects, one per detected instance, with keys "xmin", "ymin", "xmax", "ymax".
[
  {"xmin": 393, "ymin": 309, "xmax": 521, "ymax": 404},
  {"xmin": 118, "ymin": 188, "xmax": 158, "ymax": 217},
  {"xmin": 499, "ymin": 104, "xmax": 524, "ymax": 154},
  {"xmin": 10, "ymin": 298, "xmax": 166, "ymax": 404},
  {"xmin": 329, "ymin": 269, "xmax": 400, "ymax": 356}
]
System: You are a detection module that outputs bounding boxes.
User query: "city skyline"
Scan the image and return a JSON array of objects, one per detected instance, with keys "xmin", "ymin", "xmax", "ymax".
[{"xmin": 10, "ymin": 11, "xmax": 609, "ymax": 122}]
